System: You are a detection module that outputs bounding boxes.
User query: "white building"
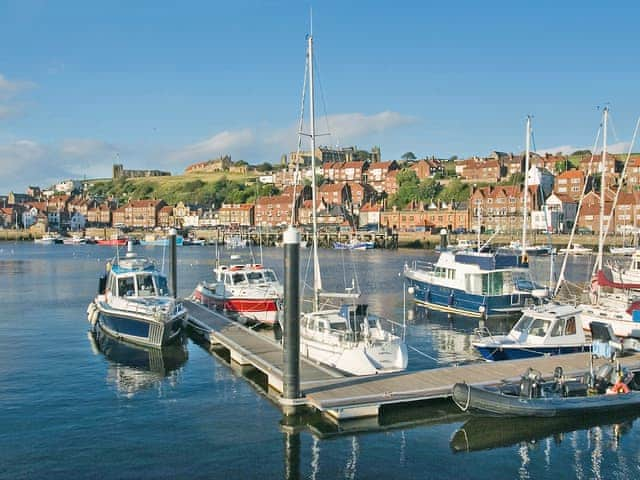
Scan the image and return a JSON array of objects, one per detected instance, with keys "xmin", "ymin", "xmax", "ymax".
[
  {"xmin": 527, "ymin": 166, "xmax": 555, "ymax": 198},
  {"xmin": 545, "ymin": 192, "xmax": 578, "ymax": 233}
]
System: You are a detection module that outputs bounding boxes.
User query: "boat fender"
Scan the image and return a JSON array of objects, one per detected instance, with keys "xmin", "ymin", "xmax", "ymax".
[{"xmin": 607, "ymin": 381, "xmax": 631, "ymax": 395}]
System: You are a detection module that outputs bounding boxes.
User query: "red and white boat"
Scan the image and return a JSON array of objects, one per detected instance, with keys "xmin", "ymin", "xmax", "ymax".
[
  {"xmin": 192, "ymin": 263, "xmax": 283, "ymax": 325},
  {"xmin": 96, "ymin": 238, "xmax": 128, "ymax": 246}
]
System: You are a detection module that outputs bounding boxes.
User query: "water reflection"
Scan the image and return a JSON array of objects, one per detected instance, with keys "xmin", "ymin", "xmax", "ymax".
[
  {"xmin": 88, "ymin": 329, "xmax": 188, "ymax": 397},
  {"xmin": 407, "ymin": 307, "xmax": 515, "ymax": 367},
  {"xmin": 450, "ymin": 413, "xmax": 637, "ymax": 454}
]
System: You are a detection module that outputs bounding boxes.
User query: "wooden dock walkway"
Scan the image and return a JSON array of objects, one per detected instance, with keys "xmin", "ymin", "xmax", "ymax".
[
  {"xmin": 305, "ymin": 352, "xmax": 640, "ymax": 420},
  {"xmin": 185, "ymin": 302, "xmax": 640, "ymax": 422},
  {"xmin": 185, "ymin": 301, "xmax": 344, "ymax": 393}
]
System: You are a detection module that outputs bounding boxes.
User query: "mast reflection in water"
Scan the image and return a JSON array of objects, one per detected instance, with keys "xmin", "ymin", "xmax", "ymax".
[{"xmin": 88, "ymin": 329, "xmax": 188, "ymax": 397}]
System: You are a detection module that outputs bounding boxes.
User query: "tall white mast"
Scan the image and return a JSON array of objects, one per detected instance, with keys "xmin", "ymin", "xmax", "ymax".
[
  {"xmin": 308, "ymin": 34, "xmax": 322, "ymax": 311},
  {"xmin": 597, "ymin": 107, "xmax": 608, "ymax": 273},
  {"xmin": 521, "ymin": 115, "xmax": 531, "ymax": 259}
]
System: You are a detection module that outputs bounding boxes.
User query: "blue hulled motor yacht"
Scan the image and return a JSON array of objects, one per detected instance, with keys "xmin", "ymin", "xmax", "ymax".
[
  {"xmin": 87, "ymin": 243, "xmax": 186, "ymax": 347},
  {"xmin": 404, "ymin": 250, "xmax": 548, "ymax": 320}
]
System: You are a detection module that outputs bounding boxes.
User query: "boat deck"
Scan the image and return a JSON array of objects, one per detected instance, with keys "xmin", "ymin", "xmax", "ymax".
[{"xmin": 185, "ymin": 301, "xmax": 640, "ymax": 422}]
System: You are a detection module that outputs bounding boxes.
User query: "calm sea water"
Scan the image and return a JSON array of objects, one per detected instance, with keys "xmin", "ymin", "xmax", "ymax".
[{"xmin": 1, "ymin": 243, "xmax": 639, "ymax": 479}]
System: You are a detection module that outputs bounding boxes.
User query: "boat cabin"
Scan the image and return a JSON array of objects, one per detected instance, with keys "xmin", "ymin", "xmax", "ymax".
[
  {"xmin": 107, "ymin": 268, "xmax": 169, "ymax": 298},
  {"xmin": 431, "ymin": 251, "xmax": 537, "ymax": 296},
  {"xmin": 217, "ymin": 265, "xmax": 279, "ymax": 286},
  {"xmin": 508, "ymin": 305, "xmax": 585, "ymax": 346},
  {"xmin": 302, "ymin": 304, "xmax": 378, "ymax": 336}
]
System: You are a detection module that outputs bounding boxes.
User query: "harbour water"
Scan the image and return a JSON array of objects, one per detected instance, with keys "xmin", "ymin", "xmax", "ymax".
[{"xmin": 1, "ymin": 243, "xmax": 639, "ymax": 479}]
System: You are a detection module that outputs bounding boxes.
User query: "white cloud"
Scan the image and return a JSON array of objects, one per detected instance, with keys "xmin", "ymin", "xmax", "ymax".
[
  {"xmin": 0, "ymin": 73, "xmax": 35, "ymax": 120},
  {"xmin": 322, "ymin": 111, "xmax": 417, "ymax": 139},
  {"xmin": 1, "ymin": 110, "xmax": 416, "ymax": 191},
  {"xmin": 0, "ymin": 137, "xmax": 122, "ymax": 193},
  {"xmin": 61, "ymin": 138, "xmax": 118, "ymax": 157},
  {"xmin": 0, "ymin": 73, "xmax": 34, "ymax": 100},
  {"xmin": 537, "ymin": 141, "xmax": 634, "ymax": 156},
  {"xmin": 173, "ymin": 129, "xmax": 255, "ymax": 160}
]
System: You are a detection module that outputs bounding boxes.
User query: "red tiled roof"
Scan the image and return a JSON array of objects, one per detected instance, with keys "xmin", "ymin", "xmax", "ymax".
[
  {"xmin": 319, "ymin": 183, "xmax": 347, "ymax": 193},
  {"xmin": 557, "ymin": 170, "xmax": 584, "ymax": 180}
]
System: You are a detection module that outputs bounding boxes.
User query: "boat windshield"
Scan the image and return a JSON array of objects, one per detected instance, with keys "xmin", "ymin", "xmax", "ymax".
[
  {"xmin": 528, "ymin": 318, "xmax": 551, "ymax": 337},
  {"xmin": 512, "ymin": 271, "xmax": 534, "ymax": 291},
  {"xmin": 136, "ymin": 273, "xmax": 156, "ymax": 296},
  {"xmin": 246, "ymin": 271, "xmax": 264, "ymax": 284},
  {"xmin": 512, "ymin": 315, "xmax": 535, "ymax": 333},
  {"xmin": 329, "ymin": 321, "xmax": 348, "ymax": 331},
  {"xmin": 155, "ymin": 275, "xmax": 169, "ymax": 296},
  {"xmin": 231, "ymin": 273, "xmax": 248, "ymax": 285},
  {"xmin": 263, "ymin": 270, "xmax": 277, "ymax": 282},
  {"xmin": 117, "ymin": 276, "xmax": 136, "ymax": 297}
]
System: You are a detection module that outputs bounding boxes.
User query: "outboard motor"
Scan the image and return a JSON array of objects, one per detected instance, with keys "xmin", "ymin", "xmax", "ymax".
[
  {"xmin": 520, "ymin": 368, "xmax": 542, "ymax": 398},
  {"xmin": 594, "ymin": 363, "xmax": 615, "ymax": 393}
]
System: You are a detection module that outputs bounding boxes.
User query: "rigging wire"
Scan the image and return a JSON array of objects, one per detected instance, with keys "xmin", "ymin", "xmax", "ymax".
[
  {"xmin": 599, "ymin": 114, "xmax": 640, "ymax": 258},
  {"xmin": 312, "ymin": 49, "xmax": 335, "ymax": 147},
  {"xmin": 289, "ymin": 42, "xmax": 310, "ymax": 227},
  {"xmin": 554, "ymin": 124, "xmax": 602, "ymax": 296}
]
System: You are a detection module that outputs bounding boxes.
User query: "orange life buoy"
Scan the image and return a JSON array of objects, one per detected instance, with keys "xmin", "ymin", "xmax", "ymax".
[{"xmin": 607, "ymin": 381, "xmax": 631, "ymax": 395}]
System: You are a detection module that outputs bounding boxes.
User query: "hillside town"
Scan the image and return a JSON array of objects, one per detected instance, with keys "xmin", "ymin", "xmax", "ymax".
[{"xmin": 1, "ymin": 146, "xmax": 639, "ymax": 238}]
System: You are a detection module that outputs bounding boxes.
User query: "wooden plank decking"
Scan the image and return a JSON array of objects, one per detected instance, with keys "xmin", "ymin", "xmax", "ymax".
[
  {"xmin": 184, "ymin": 301, "xmax": 344, "ymax": 392},
  {"xmin": 305, "ymin": 352, "xmax": 640, "ymax": 419},
  {"xmin": 185, "ymin": 300, "xmax": 640, "ymax": 421}
]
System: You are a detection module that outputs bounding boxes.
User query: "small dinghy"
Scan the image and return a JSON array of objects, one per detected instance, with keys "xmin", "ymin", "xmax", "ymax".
[
  {"xmin": 452, "ymin": 367, "xmax": 640, "ymax": 417},
  {"xmin": 454, "ymin": 324, "xmax": 640, "ymax": 417}
]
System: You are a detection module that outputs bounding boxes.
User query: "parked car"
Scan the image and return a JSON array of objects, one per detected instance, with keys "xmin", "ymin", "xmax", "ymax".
[
  {"xmin": 452, "ymin": 227, "xmax": 467, "ymax": 234},
  {"xmin": 577, "ymin": 227, "xmax": 593, "ymax": 235}
]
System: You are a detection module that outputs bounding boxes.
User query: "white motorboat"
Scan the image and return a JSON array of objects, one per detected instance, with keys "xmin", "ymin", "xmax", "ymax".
[
  {"xmin": 609, "ymin": 250, "xmax": 640, "ymax": 286},
  {"xmin": 34, "ymin": 232, "xmax": 63, "ymax": 244},
  {"xmin": 192, "ymin": 262, "xmax": 283, "ymax": 325},
  {"xmin": 558, "ymin": 244, "xmax": 592, "ymax": 255},
  {"xmin": 473, "ymin": 303, "xmax": 589, "ymax": 361},
  {"xmin": 609, "ymin": 246, "xmax": 638, "ymax": 256},
  {"xmin": 87, "ymin": 242, "xmax": 186, "ymax": 347}
]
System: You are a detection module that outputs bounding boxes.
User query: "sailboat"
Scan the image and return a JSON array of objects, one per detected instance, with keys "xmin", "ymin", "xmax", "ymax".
[
  {"xmin": 296, "ymin": 32, "xmax": 408, "ymax": 376},
  {"xmin": 564, "ymin": 108, "xmax": 640, "ymax": 341}
]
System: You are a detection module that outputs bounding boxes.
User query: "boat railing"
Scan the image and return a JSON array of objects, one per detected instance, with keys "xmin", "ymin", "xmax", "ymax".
[
  {"xmin": 406, "ymin": 260, "xmax": 435, "ymax": 272},
  {"xmin": 474, "ymin": 326, "xmax": 496, "ymax": 341}
]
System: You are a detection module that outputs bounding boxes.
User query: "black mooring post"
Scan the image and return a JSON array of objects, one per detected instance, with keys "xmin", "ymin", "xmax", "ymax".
[
  {"xmin": 169, "ymin": 228, "xmax": 177, "ymax": 298},
  {"xmin": 283, "ymin": 226, "xmax": 300, "ymax": 404}
]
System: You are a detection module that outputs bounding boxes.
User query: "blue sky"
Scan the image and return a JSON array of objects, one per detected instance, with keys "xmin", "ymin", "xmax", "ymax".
[{"xmin": 1, "ymin": 0, "xmax": 639, "ymax": 192}]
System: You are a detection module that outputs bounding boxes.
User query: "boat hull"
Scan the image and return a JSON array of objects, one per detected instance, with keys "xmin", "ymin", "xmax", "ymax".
[
  {"xmin": 96, "ymin": 239, "xmax": 127, "ymax": 246},
  {"xmin": 192, "ymin": 285, "xmax": 279, "ymax": 325},
  {"xmin": 452, "ymin": 382, "xmax": 640, "ymax": 417},
  {"xmin": 406, "ymin": 278, "xmax": 529, "ymax": 319},
  {"xmin": 474, "ymin": 344, "xmax": 589, "ymax": 361},
  {"xmin": 89, "ymin": 301, "xmax": 185, "ymax": 348},
  {"xmin": 300, "ymin": 333, "xmax": 407, "ymax": 375}
]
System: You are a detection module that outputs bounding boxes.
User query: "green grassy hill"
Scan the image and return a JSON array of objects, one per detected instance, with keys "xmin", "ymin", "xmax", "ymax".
[{"xmin": 88, "ymin": 171, "xmax": 273, "ymax": 206}]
